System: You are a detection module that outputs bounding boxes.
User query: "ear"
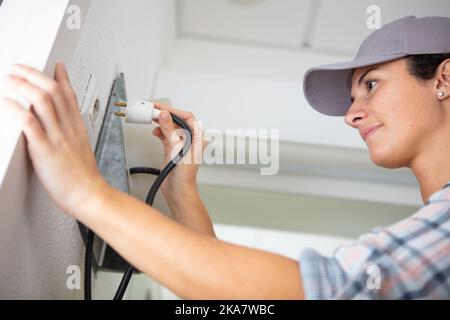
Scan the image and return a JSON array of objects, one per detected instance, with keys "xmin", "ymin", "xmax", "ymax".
[{"xmin": 435, "ymin": 58, "xmax": 450, "ymax": 101}]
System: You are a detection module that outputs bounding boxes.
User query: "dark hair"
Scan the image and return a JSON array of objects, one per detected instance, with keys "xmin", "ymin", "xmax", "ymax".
[
  {"xmin": 346, "ymin": 53, "xmax": 450, "ymax": 89},
  {"xmin": 406, "ymin": 53, "xmax": 450, "ymax": 80}
]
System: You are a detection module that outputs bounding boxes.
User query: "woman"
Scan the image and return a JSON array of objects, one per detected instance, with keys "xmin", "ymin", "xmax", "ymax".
[{"xmin": 2, "ymin": 16, "xmax": 449, "ymax": 299}]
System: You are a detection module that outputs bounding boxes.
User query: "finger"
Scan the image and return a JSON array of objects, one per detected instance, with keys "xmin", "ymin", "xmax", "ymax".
[
  {"xmin": 10, "ymin": 64, "xmax": 72, "ymax": 128},
  {"xmin": 154, "ymin": 103, "xmax": 203, "ymax": 147},
  {"xmin": 152, "ymin": 126, "xmax": 173, "ymax": 152},
  {"xmin": 154, "ymin": 102, "xmax": 198, "ymax": 128},
  {"xmin": 55, "ymin": 63, "xmax": 79, "ymax": 113},
  {"xmin": 152, "ymin": 127, "xmax": 180, "ymax": 147},
  {"xmin": 153, "ymin": 104, "xmax": 205, "ymax": 154},
  {"xmin": 54, "ymin": 63, "xmax": 85, "ymax": 132},
  {"xmin": 152, "ymin": 126, "xmax": 163, "ymax": 137},
  {"xmin": 158, "ymin": 111, "xmax": 182, "ymax": 147},
  {"xmin": 153, "ymin": 118, "xmax": 180, "ymax": 129},
  {"xmin": 1, "ymin": 97, "xmax": 48, "ymax": 153},
  {"xmin": 4, "ymin": 75, "xmax": 61, "ymax": 138}
]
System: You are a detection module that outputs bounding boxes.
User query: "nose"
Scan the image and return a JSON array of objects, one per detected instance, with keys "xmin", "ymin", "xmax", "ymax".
[{"xmin": 344, "ymin": 100, "xmax": 368, "ymax": 128}]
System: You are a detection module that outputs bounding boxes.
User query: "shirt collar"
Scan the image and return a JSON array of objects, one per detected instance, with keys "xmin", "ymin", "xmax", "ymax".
[{"xmin": 426, "ymin": 181, "xmax": 450, "ymax": 204}]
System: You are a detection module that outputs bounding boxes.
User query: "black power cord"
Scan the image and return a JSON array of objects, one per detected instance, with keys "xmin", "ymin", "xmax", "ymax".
[
  {"xmin": 129, "ymin": 167, "xmax": 161, "ymax": 176},
  {"xmin": 84, "ymin": 229, "xmax": 94, "ymax": 300},
  {"xmin": 84, "ymin": 113, "xmax": 192, "ymax": 300}
]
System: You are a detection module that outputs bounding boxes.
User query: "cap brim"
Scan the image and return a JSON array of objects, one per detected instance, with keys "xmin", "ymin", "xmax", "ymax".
[{"xmin": 303, "ymin": 53, "xmax": 407, "ymax": 116}]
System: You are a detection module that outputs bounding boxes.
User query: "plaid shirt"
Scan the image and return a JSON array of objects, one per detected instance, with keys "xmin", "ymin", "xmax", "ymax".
[{"xmin": 299, "ymin": 182, "xmax": 450, "ymax": 299}]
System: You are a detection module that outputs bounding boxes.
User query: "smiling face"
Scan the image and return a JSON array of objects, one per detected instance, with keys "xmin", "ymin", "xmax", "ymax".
[{"xmin": 344, "ymin": 58, "xmax": 447, "ymax": 169}]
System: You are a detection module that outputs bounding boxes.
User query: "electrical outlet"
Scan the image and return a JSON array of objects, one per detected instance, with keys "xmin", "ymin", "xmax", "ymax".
[
  {"xmin": 80, "ymin": 73, "xmax": 100, "ymax": 147},
  {"xmin": 90, "ymin": 97, "xmax": 101, "ymax": 127}
]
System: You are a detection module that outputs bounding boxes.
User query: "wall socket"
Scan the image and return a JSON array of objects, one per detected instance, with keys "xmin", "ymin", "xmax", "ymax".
[{"xmin": 80, "ymin": 73, "xmax": 101, "ymax": 147}]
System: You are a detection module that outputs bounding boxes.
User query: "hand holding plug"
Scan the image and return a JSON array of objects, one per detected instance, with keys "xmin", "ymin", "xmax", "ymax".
[
  {"xmin": 115, "ymin": 99, "xmax": 206, "ymax": 199},
  {"xmin": 153, "ymin": 102, "xmax": 210, "ymax": 198}
]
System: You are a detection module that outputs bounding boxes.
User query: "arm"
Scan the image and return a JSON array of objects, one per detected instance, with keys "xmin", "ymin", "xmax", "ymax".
[
  {"xmin": 2, "ymin": 63, "xmax": 305, "ymax": 299},
  {"xmin": 150, "ymin": 104, "xmax": 216, "ymax": 237},
  {"xmin": 163, "ymin": 185, "xmax": 216, "ymax": 237},
  {"xmin": 77, "ymin": 179, "xmax": 303, "ymax": 299}
]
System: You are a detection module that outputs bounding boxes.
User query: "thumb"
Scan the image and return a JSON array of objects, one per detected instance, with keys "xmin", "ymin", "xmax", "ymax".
[{"xmin": 158, "ymin": 111, "xmax": 181, "ymax": 147}]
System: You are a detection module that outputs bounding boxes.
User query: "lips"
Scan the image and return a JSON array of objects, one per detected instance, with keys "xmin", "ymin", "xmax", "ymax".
[{"xmin": 360, "ymin": 124, "xmax": 382, "ymax": 141}]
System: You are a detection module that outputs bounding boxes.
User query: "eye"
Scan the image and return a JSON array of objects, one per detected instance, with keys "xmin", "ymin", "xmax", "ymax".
[{"xmin": 365, "ymin": 79, "xmax": 377, "ymax": 92}]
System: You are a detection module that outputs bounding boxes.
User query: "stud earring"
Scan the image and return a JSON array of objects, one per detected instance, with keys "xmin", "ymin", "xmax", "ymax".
[{"xmin": 437, "ymin": 91, "xmax": 445, "ymax": 98}]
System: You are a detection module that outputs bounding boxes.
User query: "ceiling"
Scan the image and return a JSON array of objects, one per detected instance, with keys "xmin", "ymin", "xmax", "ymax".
[{"xmin": 177, "ymin": 0, "xmax": 450, "ymax": 55}]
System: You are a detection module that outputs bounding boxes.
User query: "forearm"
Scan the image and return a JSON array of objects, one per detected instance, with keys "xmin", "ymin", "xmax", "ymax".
[
  {"xmin": 73, "ymin": 183, "xmax": 304, "ymax": 299},
  {"xmin": 164, "ymin": 185, "xmax": 216, "ymax": 237}
]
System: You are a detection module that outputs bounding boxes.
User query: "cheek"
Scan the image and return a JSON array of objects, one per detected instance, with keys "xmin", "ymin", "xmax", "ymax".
[
  {"xmin": 365, "ymin": 86, "xmax": 419, "ymax": 168},
  {"xmin": 372, "ymin": 82, "xmax": 409, "ymax": 119},
  {"xmin": 390, "ymin": 81, "xmax": 439, "ymax": 148}
]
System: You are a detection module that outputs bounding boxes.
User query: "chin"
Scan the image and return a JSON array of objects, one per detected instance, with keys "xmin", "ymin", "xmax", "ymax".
[{"xmin": 369, "ymin": 144, "xmax": 405, "ymax": 169}]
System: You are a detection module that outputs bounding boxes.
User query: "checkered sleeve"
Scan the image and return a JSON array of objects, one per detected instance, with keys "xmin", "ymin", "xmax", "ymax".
[
  {"xmin": 299, "ymin": 201, "xmax": 450, "ymax": 299},
  {"xmin": 299, "ymin": 248, "xmax": 349, "ymax": 299},
  {"xmin": 299, "ymin": 243, "xmax": 417, "ymax": 300}
]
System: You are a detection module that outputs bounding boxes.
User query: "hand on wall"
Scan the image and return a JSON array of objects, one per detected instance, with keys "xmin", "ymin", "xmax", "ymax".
[{"xmin": 2, "ymin": 63, "xmax": 107, "ymax": 216}]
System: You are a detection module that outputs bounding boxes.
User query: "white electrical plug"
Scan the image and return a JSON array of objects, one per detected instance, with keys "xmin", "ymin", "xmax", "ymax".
[{"xmin": 114, "ymin": 100, "xmax": 161, "ymax": 124}]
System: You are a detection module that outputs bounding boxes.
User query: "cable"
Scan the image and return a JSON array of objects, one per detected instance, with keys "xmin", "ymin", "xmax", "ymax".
[
  {"xmin": 84, "ymin": 228, "xmax": 94, "ymax": 300},
  {"xmin": 130, "ymin": 167, "xmax": 161, "ymax": 176},
  {"xmin": 113, "ymin": 113, "xmax": 192, "ymax": 300}
]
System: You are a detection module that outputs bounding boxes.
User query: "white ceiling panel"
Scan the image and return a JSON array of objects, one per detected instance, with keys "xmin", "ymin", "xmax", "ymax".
[
  {"xmin": 178, "ymin": 0, "xmax": 314, "ymax": 47},
  {"xmin": 311, "ymin": 0, "xmax": 450, "ymax": 55}
]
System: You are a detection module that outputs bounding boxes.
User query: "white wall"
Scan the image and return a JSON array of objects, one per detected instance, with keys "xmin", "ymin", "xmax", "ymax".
[
  {"xmin": 0, "ymin": 0, "xmax": 86, "ymax": 299},
  {"xmin": 156, "ymin": 38, "xmax": 361, "ymax": 148},
  {"xmin": 0, "ymin": 0, "xmax": 176, "ymax": 299}
]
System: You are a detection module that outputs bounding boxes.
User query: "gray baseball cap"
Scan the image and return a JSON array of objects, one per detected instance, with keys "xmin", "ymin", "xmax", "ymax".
[{"xmin": 303, "ymin": 16, "xmax": 450, "ymax": 116}]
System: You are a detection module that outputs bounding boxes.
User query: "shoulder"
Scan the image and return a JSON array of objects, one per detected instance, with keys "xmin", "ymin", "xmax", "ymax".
[
  {"xmin": 299, "ymin": 184, "xmax": 450, "ymax": 299},
  {"xmin": 333, "ymin": 191, "xmax": 450, "ymax": 299}
]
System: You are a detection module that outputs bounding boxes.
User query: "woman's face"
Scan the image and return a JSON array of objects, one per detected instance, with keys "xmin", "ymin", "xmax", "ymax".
[{"xmin": 344, "ymin": 58, "xmax": 445, "ymax": 169}]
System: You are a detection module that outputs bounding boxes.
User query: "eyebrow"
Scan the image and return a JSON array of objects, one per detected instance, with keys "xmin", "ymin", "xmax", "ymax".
[
  {"xmin": 350, "ymin": 67, "xmax": 378, "ymax": 103},
  {"xmin": 357, "ymin": 67, "xmax": 377, "ymax": 86}
]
